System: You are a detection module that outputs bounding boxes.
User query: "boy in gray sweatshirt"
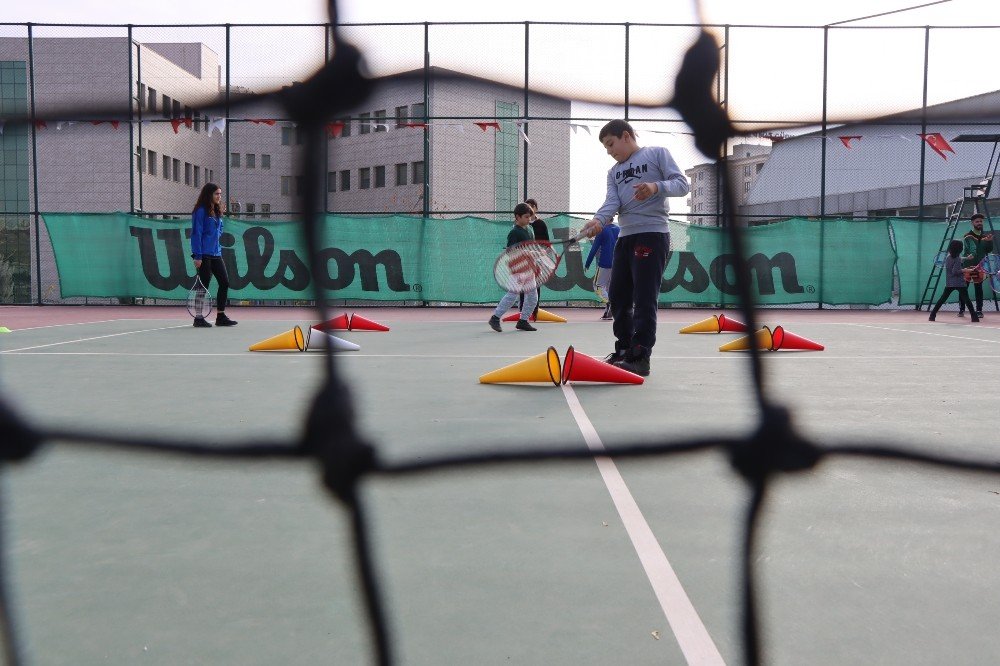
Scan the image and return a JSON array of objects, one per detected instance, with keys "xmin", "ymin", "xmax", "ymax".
[{"xmin": 580, "ymin": 120, "xmax": 690, "ymax": 376}]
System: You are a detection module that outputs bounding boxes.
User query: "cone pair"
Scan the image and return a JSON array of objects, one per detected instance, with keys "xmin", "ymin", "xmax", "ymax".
[
  {"xmin": 313, "ymin": 313, "xmax": 390, "ymax": 332},
  {"xmin": 501, "ymin": 308, "xmax": 567, "ymax": 323},
  {"xmin": 718, "ymin": 325, "xmax": 823, "ymax": 352},
  {"xmin": 479, "ymin": 346, "xmax": 643, "ymax": 385},
  {"xmin": 679, "ymin": 313, "xmax": 748, "ymax": 334}
]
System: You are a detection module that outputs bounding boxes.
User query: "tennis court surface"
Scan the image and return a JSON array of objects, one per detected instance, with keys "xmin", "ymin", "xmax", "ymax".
[{"xmin": 1, "ymin": 304, "xmax": 998, "ymax": 665}]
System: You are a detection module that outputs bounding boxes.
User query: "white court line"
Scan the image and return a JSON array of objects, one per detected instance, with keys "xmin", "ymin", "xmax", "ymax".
[
  {"xmin": 0, "ymin": 325, "xmax": 189, "ymax": 354},
  {"xmin": 846, "ymin": 322, "xmax": 1000, "ymax": 344},
  {"xmin": 561, "ymin": 384, "xmax": 725, "ymax": 666}
]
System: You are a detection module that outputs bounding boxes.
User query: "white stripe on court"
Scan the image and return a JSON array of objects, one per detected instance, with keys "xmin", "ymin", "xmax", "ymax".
[
  {"xmin": 0, "ymin": 325, "xmax": 188, "ymax": 354},
  {"xmin": 561, "ymin": 384, "xmax": 725, "ymax": 665}
]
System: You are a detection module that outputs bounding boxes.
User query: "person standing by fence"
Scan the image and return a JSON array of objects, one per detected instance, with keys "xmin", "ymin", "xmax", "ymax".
[
  {"xmin": 190, "ymin": 183, "xmax": 237, "ymax": 328},
  {"xmin": 958, "ymin": 213, "xmax": 993, "ymax": 318},
  {"xmin": 585, "ymin": 219, "xmax": 620, "ymax": 320}
]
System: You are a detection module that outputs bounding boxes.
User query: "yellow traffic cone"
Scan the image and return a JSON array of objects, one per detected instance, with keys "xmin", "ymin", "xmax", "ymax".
[
  {"xmin": 249, "ymin": 326, "xmax": 306, "ymax": 352},
  {"xmin": 719, "ymin": 326, "xmax": 773, "ymax": 352},
  {"xmin": 679, "ymin": 315, "xmax": 720, "ymax": 334},
  {"xmin": 479, "ymin": 347, "xmax": 562, "ymax": 386},
  {"xmin": 534, "ymin": 308, "xmax": 567, "ymax": 323}
]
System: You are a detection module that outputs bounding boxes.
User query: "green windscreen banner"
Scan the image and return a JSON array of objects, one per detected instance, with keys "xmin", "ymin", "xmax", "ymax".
[{"xmin": 42, "ymin": 212, "xmax": 939, "ymax": 305}]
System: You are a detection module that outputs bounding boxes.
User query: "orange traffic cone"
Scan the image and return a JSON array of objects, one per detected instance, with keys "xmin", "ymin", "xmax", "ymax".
[
  {"xmin": 717, "ymin": 313, "xmax": 749, "ymax": 333},
  {"xmin": 561, "ymin": 346, "xmax": 644, "ymax": 385},
  {"xmin": 312, "ymin": 313, "xmax": 350, "ymax": 331},
  {"xmin": 501, "ymin": 312, "xmax": 532, "ymax": 322},
  {"xmin": 249, "ymin": 326, "xmax": 306, "ymax": 352},
  {"xmin": 349, "ymin": 313, "xmax": 390, "ymax": 331},
  {"xmin": 719, "ymin": 326, "xmax": 773, "ymax": 352},
  {"xmin": 479, "ymin": 347, "xmax": 562, "ymax": 386},
  {"xmin": 306, "ymin": 330, "xmax": 360, "ymax": 352},
  {"xmin": 534, "ymin": 308, "xmax": 567, "ymax": 323},
  {"xmin": 771, "ymin": 325, "xmax": 824, "ymax": 351},
  {"xmin": 679, "ymin": 315, "xmax": 720, "ymax": 334}
]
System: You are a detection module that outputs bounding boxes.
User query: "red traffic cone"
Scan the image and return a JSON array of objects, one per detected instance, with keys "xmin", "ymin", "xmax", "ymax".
[
  {"xmin": 561, "ymin": 346, "xmax": 644, "ymax": 385},
  {"xmin": 717, "ymin": 313, "xmax": 749, "ymax": 333},
  {"xmin": 349, "ymin": 313, "xmax": 390, "ymax": 331},
  {"xmin": 312, "ymin": 313, "xmax": 350, "ymax": 331},
  {"xmin": 771, "ymin": 326, "xmax": 824, "ymax": 351},
  {"xmin": 502, "ymin": 312, "xmax": 536, "ymax": 322}
]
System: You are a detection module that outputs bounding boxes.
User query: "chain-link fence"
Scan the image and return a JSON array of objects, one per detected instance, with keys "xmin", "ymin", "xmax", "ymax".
[{"xmin": 2, "ymin": 21, "xmax": 1000, "ymax": 306}]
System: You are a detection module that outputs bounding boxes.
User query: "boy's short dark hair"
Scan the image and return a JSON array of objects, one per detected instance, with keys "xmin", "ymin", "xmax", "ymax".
[
  {"xmin": 599, "ymin": 119, "xmax": 636, "ymax": 142},
  {"xmin": 525, "ymin": 198, "xmax": 538, "ymax": 209},
  {"xmin": 514, "ymin": 202, "xmax": 533, "ymax": 217},
  {"xmin": 972, "ymin": 213, "xmax": 985, "ymax": 221}
]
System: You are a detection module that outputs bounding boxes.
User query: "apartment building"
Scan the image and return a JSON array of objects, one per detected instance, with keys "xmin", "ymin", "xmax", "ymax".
[{"xmin": 684, "ymin": 142, "xmax": 771, "ymax": 225}]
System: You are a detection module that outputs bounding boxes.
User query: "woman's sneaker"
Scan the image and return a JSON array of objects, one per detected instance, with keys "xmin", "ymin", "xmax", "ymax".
[{"xmin": 215, "ymin": 313, "xmax": 238, "ymax": 326}]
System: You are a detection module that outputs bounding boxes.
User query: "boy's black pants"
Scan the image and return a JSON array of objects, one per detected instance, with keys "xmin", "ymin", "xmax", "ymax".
[{"xmin": 608, "ymin": 232, "xmax": 669, "ymax": 357}]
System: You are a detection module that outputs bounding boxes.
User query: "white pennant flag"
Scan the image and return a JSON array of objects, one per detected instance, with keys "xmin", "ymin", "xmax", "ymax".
[
  {"xmin": 207, "ymin": 117, "xmax": 227, "ymax": 136},
  {"xmin": 0, "ymin": 120, "xmax": 4, "ymax": 136},
  {"xmin": 515, "ymin": 120, "xmax": 531, "ymax": 145}
]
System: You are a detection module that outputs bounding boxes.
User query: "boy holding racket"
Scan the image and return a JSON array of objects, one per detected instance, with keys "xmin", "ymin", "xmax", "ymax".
[
  {"xmin": 579, "ymin": 120, "xmax": 690, "ymax": 376},
  {"xmin": 489, "ymin": 202, "xmax": 539, "ymax": 332}
]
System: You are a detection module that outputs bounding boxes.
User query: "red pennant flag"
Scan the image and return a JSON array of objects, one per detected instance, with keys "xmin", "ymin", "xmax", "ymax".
[
  {"xmin": 839, "ymin": 135, "xmax": 861, "ymax": 148},
  {"xmin": 919, "ymin": 132, "xmax": 955, "ymax": 160},
  {"xmin": 34, "ymin": 120, "xmax": 47, "ymax": 129},
  {"xmin": 249, "ymin": 118, "xmax": 276, "ymax": 125},
  {"xmin": 170, "ymin": 118, "xmax": 183, "ymax": 133},
  {"xmin": 325, "ymin": 121, "xmax": 344, "ymax": 138},
  {"xmin": 183, "ymin": 117, "xmax": 192, "ymax": 129},
  {"xmin": 111, "ymin": 120, "xmax": 120, "ymax": 129},
  {"xmin": 90, "ymin": 120, "xmax": 105, "ymax": 126},
  {"xmin": 402, "ymin": 121, "xmax": 428, "ymax": 128},
  {"xmin": 475, "ymin": 121, "xmax": 501, "ymax": 131}
]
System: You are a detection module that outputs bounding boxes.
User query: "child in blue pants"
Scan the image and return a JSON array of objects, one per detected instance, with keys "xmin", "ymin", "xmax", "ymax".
[{"xmin": 489, "ymin": 202, "xmax": 539, "ymax": 332}]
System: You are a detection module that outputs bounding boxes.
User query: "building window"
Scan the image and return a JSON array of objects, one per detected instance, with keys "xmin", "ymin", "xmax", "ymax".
[
  {"xmin": 261, "ymin": 203, "xmax": 271, "ymax": 219},
  {"xmin": 395, "ymin": 163, "xmax": 407, "ymax": 186},
  {"xmin": 281, "ymin": 126, "xmax": 293, "ymax": 145},
  {"xmin": 162, "ymin": 154, "xmax": 170, "ymax": 180},
  {"xmin": 162, "ymin": 95, "xmax": 171, "ymax": 119},
  {"xmin": 281, "ymin": 176, "xmax": 291, "ymax": 196},
  {"xmin": 246, "ymin": 154, "xmax": 256, "ymax": 169},
  {"xmin": 147, "ymin": 87, "xmax": 156, "ymax": 112},
  {"xmin": 359, "ymin": 167, "xmax": 371, "ymax": 189},
  {"xmin": 148, "ymin": 150, "xmax": 157, "ymax": 176},
  {"xmin": 173, "ymin": 158, "xmax": 180, "ymax": 183},
  {"xmin": 412, "ymin": 161, "xmax": 424, "ymax": 184},
  {"xmin": 193, "ymin": 111, "xmax": 201, "ymax": 133},
  {"xmin": 359, "ymin": 112, "xmax": 371, "ymax": 135},
  {"xmin": 743, "ymin": 165, "xmax": 752, "ymax": 178},
  {"xmin": 261, "ymin": 154, "xmax": 271, "ymax": 169},
  {"xmin": 230, "ymin": 152, "xmax": 241, "ymax": 168},
  {"xmin": 395, "ymin": 105, "xmax": 408, "ymax": 127},
  {"xmin": 172, "ymin": 99, "xmax": 181, "ymax": 119},
  {"xmin": 340, "ymin": 170, "xmax": 350, "ymax": 191},
  {"xmin": 411, "ymin": 102, "xmax": 425, "ymax": 122},
  {"xmin": 756, "ymin": 163, "xmax": 763, "ymax": 174},
  {"xmin": 339, "ymin": 117, "xmax": 352, "ymax": 137},
  {"xmin": 245, "ymin": 203, "xmax": 255, "ymax": 218},
  {"xmin": 374, "ymin": 110, "xmax": 387, "ymax": 132},
  {"xmin": 374, "ymin": 165, "xmax": 385, "ymax": 188},
  {"xmin": 327, "ymin": 171, "xmax": 337, "ymax": 192},
  {"xmin": 194, "ymin": 165, "xmax": 200, "ymax": 187},
  {"xmin": 744, "ymin": 181, "xmax": 751, "ymax": 193},
  {"xmin": 184, "ymin": 162, "xmax": 192, "ymax": 186},
  {"xmin": 138, "ymin": 83, "xmax": 146, "ymax": 109},
  {"xmin": 208, "ymin": 169, "xmax": 214, "ymax": 182}
]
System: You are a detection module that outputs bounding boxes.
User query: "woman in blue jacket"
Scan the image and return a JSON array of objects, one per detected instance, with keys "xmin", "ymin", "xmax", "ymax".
[{"xmin": 190, "ymin": 183, "xmax": 237, "ymax": 327}]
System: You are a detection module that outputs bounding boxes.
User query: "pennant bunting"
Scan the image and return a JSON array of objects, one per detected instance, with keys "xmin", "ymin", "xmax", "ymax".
[
  {"xmin": 475, "ymin": 121, "xmax": 501, "ymax": 132},
  {"xmin": 839, "ymin": 135, "xmax": 861, "ymax": 149},
  {"xmin": 170, "ymin": 118, "xmax": 183, "ymax": 133},
  {"xmin": 919, "ymin": 132, "xmax": 955, "ymax": 160},
  {"xmin": 207, "ymin": 117, "xmax": 226, "ymax": 136},
  {"xmin": 402, "ymin": 121, "xmax": 427, "ymax": 128},
  {"xmin": 34, "ymin": 120, "xmax": 47, "ymax": 129},
  {"xmin": 325, "ymin": 121, "xmax": 344, "ymax": 138},
  {"xmin": 249, "ymin": 118, "xmax": 276, "ymax": 125}
]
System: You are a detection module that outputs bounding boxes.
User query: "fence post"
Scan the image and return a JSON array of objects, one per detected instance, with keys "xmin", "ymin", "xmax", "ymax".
[
  {"xmin": 225, "ymin": 24, "xmax": 231, "ymax": 210},
  {"xmin": 819, "ymin": 25, "xmax": 829, "ymax": 308},
  {"xmin": 522, "ymin": 21, "xmax": 529, "ymax": 203},
  {"xmin": 127, "ymin": 25, "xmax": 135, "ymax": 214},
  {"xmin": 27, "ymin": 23, "xmax": 42, "ymax": 305},
  {"xmin": 422, "ymin": 22, "xmax": 430, "ymax": 219}
]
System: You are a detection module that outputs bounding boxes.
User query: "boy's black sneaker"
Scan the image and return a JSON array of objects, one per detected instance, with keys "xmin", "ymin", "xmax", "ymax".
[
  {"xmin": 489, "ymin": 315, "xmax": 502, "ymax": 332},
  {"xmin": 215, "ymin": 312, "xmax": 238, "ymax": 326},
  {"xmin": 515, "ymin": 319, "xmax": 537, "ymax": 331},
  {"xmin": 613, "ymin": 345, "xmax": 651, "ymax": 377},
  {"xmin": 193, "ymin": 317, "xmax": 212, "ymax": 328}
]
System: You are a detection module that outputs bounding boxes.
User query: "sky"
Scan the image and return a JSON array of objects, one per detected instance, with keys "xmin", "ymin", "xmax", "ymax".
[{"xmin": 6, "ymin": 0, "xmax": 999, "ymax": 213}]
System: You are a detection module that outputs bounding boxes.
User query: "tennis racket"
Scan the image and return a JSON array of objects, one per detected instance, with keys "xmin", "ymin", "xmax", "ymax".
[
  {"xmin": 493, "ymin": 229, "xmax": 585, "ymax": 293},
  {"xmin": 978, "ymin": 253, "xmax": 1000, "ymax": 290},
  {"xmin": 186, "ymin": 275, "xmax": 214, "ymax": 319}
]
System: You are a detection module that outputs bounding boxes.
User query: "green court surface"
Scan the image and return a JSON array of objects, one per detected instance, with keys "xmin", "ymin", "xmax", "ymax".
[{"xmin": 1, "ymin": 306, "xmax": 999, "ymax": 665}]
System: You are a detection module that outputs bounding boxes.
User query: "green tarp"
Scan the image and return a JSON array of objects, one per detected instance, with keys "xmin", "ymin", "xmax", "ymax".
[{"xmin": 40, "ymin": 213, "xmax": 963, "ymax": 305}]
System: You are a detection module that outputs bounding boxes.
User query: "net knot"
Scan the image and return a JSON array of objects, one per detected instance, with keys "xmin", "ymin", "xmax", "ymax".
[
  {"xmin": 300, "ymin": 379, "xmax": 376, "ymax": 504},
  {"xmin": 729, "ymin": 406, "xmax": 821, "ymax": 481},
  {"xmin": 0, "ymin": 398, "xmax": 42, "ymax": 462}
]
